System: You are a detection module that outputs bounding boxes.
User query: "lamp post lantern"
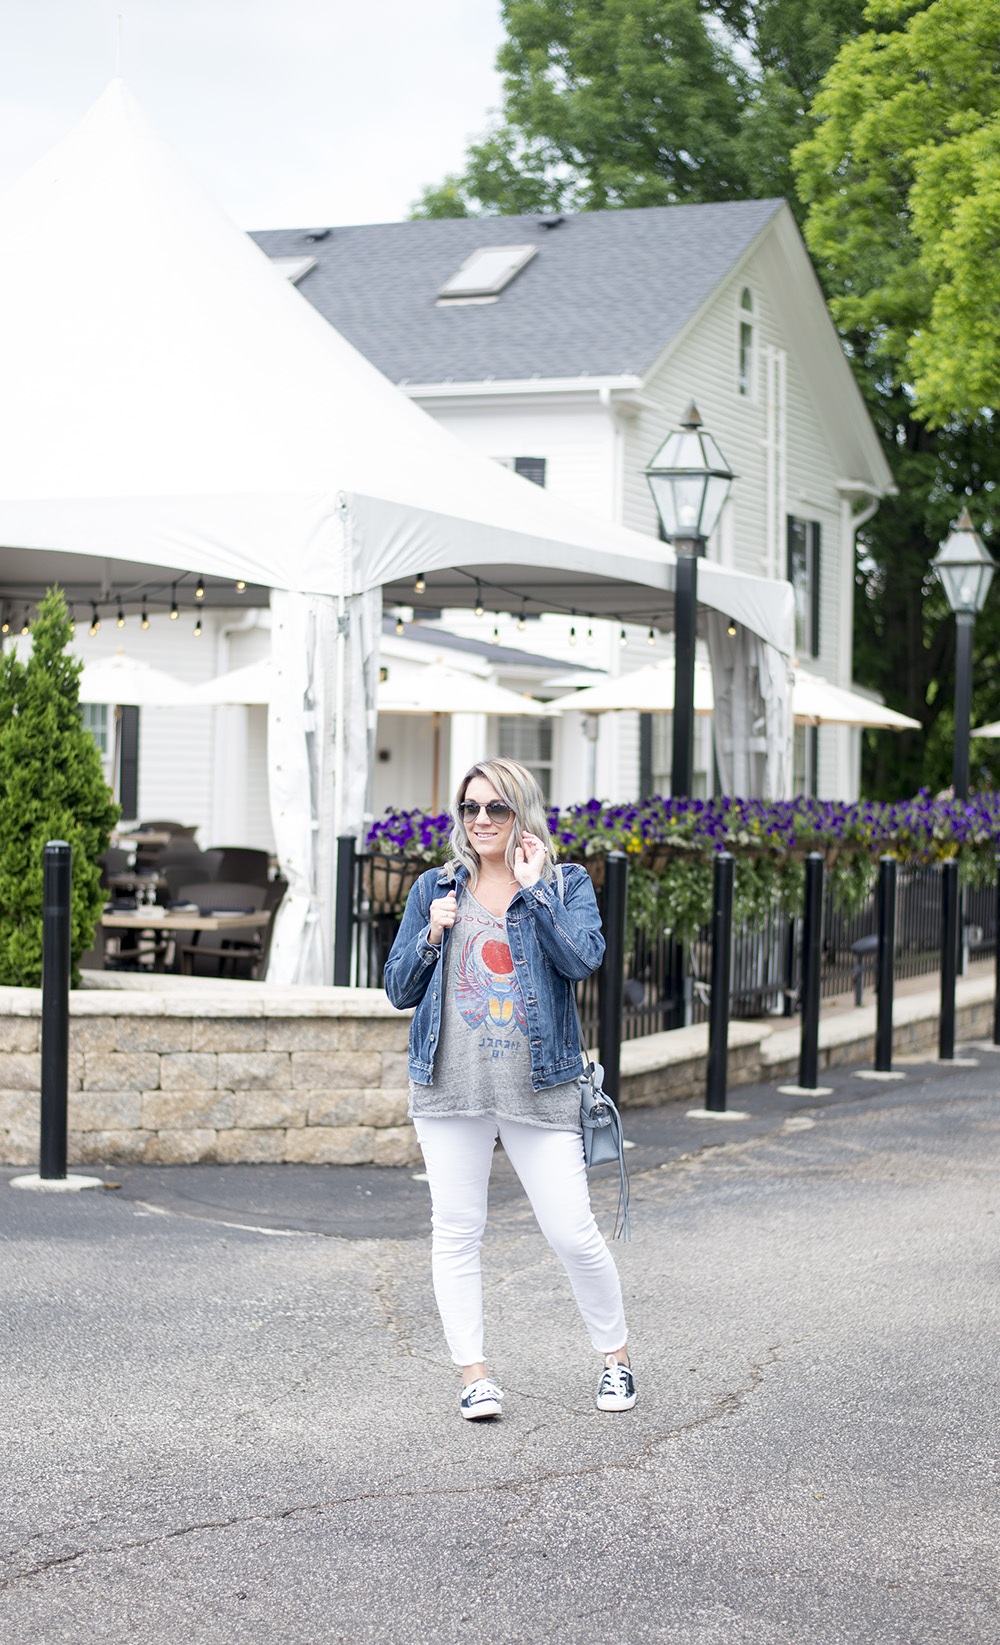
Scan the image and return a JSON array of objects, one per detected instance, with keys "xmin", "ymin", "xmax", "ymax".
[
  {"xmin": 645, "ymin": 401, "xmax": 736, "ymax": 796},
  {"xmin": 931, "ymin": 507, "xmax": 995, "ymax": 802}
]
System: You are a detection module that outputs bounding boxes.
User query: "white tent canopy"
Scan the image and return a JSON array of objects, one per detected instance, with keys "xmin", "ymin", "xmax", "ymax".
[
  {"xmin": 0, "ymin": 80, "xmax": 793, "ymax": 650},
  {"xmin": 0, "ymin": 81, "xmax": 795, "ymax": 982}
]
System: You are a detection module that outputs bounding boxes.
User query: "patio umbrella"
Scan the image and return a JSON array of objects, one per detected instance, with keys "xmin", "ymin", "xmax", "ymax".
[
  {"xmin": 549, "ymin": 660, "xmax": 920, "ymax": 729},
  {"xmin": 378, "ymin": 663, "xmax": 554, "ymax": 812},
  {"xmin": 791, "ymin": 669, "xmax": 921, "ymax": 729},
  {"xmin": 546, "ymin": 657, "xmax": 715, "ymax": 716},
  {"xmin": 77, "ymin": 648, "xmax": 196, "ymax": 707},
  {"xmin": 189, "ymin": 657, "xmax": 553, "ymax": 810},
  {"xmin": 187, "ymin": 658, "xmax": 273, "ymax": 705}
]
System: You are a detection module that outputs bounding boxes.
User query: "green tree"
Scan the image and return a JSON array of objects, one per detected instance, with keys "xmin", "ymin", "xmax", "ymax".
[
  {"xmin": 411, "ymin": 0, "xmax": 867, "ymax": 219},
  {"xmin": 794, "ymin": 0, "xmax": 1000, "ymax": 795},
  {"xmin": 0, "ymin": 588, "xmax": 119, "ymax": 986}
]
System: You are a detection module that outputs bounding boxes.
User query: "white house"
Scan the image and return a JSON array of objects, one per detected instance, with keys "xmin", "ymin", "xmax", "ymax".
[{"xmin": 254, "ymin": 201, "xmax": 892, "ymax": 805}]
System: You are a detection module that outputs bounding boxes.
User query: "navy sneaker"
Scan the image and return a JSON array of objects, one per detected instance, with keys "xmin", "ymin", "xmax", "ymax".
[
  {"xmin": 596, "ymin": 1356, "xmax": 637, "ymax": 1411},
  {"xmin": 460, "ymin": 1377, "xmax": 504, "ymax": 1420}
]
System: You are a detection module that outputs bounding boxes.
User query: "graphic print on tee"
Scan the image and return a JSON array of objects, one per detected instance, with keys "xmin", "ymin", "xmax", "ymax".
[{"xmin": 455, "ymin": 932, "xmax": 528, "ymax": 1056}]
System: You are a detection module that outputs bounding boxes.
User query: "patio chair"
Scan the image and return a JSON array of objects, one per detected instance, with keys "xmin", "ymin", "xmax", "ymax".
[
  {"xmin": 98, "ymin": 847, "xmax": 132, "ymax": 887},
  {"xmin": 162, "ymin": 863, "xmax": 213, "ymax": 900},
  {"xmin": 207, "ymin": 847, "xmax": 272, "ymax": 886},
  {"xmin": 178, "ymin": 879, "xmax": 285, "ymax": 979}
]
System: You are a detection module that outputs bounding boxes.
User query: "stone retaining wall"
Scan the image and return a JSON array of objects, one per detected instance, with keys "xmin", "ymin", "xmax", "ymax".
[
  {"xmin": 0, "ymin": 972, "xmax": 994, "ymax": 1168},
  {"xmin": 0, "ymin": 984, "xmax": 419, "ymax": 1168}
]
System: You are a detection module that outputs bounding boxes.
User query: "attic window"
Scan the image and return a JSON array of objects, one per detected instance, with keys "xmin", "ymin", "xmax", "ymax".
[
  {"xmin": 437, "ymin": 244, "xmax": 537, "ymax": 304},
  {"xmin": 269, "ymin": 255, "xmax": 318, "ymax": 285}
]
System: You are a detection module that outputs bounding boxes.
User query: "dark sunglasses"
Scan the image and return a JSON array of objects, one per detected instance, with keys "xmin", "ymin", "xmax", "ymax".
[{"xmin": 459, "ymin": 799, "xmax": 513, "ymax": 824}]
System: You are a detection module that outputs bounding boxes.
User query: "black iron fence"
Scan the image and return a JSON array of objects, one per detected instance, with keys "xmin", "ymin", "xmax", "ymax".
[{"xmin": 335, "ymin": 842, "xmax": 998, "ymax": 1045}]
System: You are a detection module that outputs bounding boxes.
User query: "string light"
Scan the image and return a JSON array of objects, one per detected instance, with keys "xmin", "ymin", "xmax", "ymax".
[
  {"xmin": 727, "ymin": 617, "xmax": 737, "ymax": 637},
  {"xmin": 68, "ymin": 605, "xmax": 75, "ymax": 636},
  {"xmin": 170, "ymin": 585, "xmax": 179, "ymax": 620},
  {"xmin": 235, "ymin": 579, "xmax": 246, "ymax": 593},
  {"xmin": 141, "ymin": 601, "xmax": 150, "ymax": 630},
  {"xmin": 587, "ymin": 625, "xmax": 594, "ymax": 644},
  {"xmin": 619, "ymin": 627, "xmax": 627, "ymax": 648},
  {"xmin": 20, "ymin": 608, "xmax": 30, "ymax": 637},
  {"xmin": 194, "ymin": 614, "xmax": 202, "ymax": 637},
  {"xmin": 90, "ymin": 603, "xmax": 101, "ymax": 637},
  {"xmin": 474, "ymin": 582, "xmax": 484, "ymax": 618},
  {"xmin": 569, "ymin": 625, "xmax": 577, "ymax": 646},
  {"xmin": 647, "ymin": 627, "xmax": 656, "ymax": 645},
  {"xmin": 492, "ymin": 624, "xmax": 500, "ymax": 644},
  {"xmin": 116, "ymin": 603, "xmax": 125, "ymax": 629},
  {"xmin": 517, "ymin": 603, "xmax": 527, "ymax": 632},
  {"xmin": 195, "ymin": 577, "xmax": 205, "ymax": 601},
  {"xmin": 1, "ymin": 609, "xmax": 10, "ymax": 635},
  {"xmin": 414, "ymin": 572, "xmax": 426, "ymax": 594},
  {"xmin": 394, "ymin": 614, "xmax": 405, "ymax": 635}
]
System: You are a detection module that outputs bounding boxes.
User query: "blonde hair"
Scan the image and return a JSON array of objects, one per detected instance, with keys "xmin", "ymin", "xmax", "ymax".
[{"xmin": 448, "ymin": 757, "xmax": 555, "ymax": 887}]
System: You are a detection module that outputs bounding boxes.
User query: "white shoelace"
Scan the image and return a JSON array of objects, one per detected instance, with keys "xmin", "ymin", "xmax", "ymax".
[{"xmin": 464, "ymin": 1378, "xmax": 503, "ymax": 1403}]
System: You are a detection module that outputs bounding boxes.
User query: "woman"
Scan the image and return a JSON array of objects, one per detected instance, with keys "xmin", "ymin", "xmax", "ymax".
[{"xmin": 384, "ymin": 757, "xmax": 636, "ymax": 1421}]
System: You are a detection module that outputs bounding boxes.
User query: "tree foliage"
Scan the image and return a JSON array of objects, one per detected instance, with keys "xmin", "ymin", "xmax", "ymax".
[
  {"xmin": 411, "ymin": 0, "xmax": 867, "ymax": 219},
  {"xmin": 794, "ymin": 0, "xmax": 1000, "ymax": 426},
  {"xmin": 0, "ymin": 588, "xmax": 119, "ymax": 986},
  {"xmin": 794, "ymin": 0, "xmax": 1000, "ymax": 796}
]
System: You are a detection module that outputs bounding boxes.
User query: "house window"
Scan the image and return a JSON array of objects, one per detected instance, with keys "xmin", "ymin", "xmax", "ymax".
[
  {"xmin": 738, "ymin": 287, "xmax": 756, "ymax": 397},
  {"xmin": 499, "ymin": 715, "xmax": 553, "ymax": 801},
  {"xmin": 514, "ymin": 456, "xmax": 546, "ymax": 487},
  {"xmin": 80, "ymin": 701, "xmax": 109, "ymax": 755},
  {"xmin": 787, "ymin": 516, "xmax": 821, "ymax": 658},
  {"xmin": 80, "ymin": 701, "xmax": 112, "ymax": 783}
]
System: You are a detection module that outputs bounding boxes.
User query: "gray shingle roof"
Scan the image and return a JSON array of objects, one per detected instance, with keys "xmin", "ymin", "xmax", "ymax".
[{"xmin": 250, "ymin": 202, "xmax": 783, "ymax": 384}]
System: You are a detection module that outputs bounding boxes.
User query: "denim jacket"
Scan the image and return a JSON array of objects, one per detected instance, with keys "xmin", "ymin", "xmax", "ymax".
[{"xmin": 383, "ymin": 861, "xmax": 605, "ymax": 1090}]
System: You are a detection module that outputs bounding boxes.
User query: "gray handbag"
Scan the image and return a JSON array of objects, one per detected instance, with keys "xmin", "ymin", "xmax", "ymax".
[
  {"xmin": 555, "ymin": 871, "xmax": 631, "ymax": 1239},
  {"xmin": 575, "ymin": 1012, "xmax": 630, "ymax": 1241}
]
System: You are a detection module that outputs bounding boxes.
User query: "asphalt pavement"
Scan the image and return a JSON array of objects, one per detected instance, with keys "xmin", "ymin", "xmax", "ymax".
[{"xmin": 2, "ymin": 1045, "xmax": 999, "ymax": 1643}]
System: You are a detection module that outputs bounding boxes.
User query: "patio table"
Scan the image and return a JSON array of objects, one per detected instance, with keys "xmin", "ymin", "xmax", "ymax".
[{"xmin": 100, "ymin": 909, "xmax": 271, "ymax": 973}]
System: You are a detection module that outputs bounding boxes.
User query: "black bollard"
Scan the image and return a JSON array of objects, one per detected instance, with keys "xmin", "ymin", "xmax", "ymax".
[
  {"xmin": 39, "ymin": 842, "xmax": 73, "ymax": 1181},
  {"xmin": 994, "ymin": 850, "xmax": 1000, "ymax": 1047},
  {"xmin": 333, "ymin": 834, "xmax": 356, "ymax": 987},
  {"xmin": 598, "ymin": 851, "xmax": 628, "ymax": 1105},
  {"xmin": 875, "ymin": 856, "xmax": 897, "ymax": 1073},
  {"xmin": 798, "ymin": 852, "xmax": 825, "ymax": 1090},
  {"xmin": 940, "ymin": 858, "xmax": 959, "ymax": 1060},
  {"xmin": 706, "ymin": 852, "xmax": 735, "ymax": 1112}
]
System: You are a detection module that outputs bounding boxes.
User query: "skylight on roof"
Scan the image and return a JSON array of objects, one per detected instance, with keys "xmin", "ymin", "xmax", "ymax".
[
  {"xmin": 437, "ymin": 245, "xmax": 537, "ymax": 300},
  {"xmin": 269, "ymin": 255, "xmax": 317, "ymax": 285}
]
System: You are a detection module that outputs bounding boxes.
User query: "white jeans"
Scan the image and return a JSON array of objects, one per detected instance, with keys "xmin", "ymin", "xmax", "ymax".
[{"xmin": 413, "ymin": 1113, "xmax": 628, "ymax": 1367}]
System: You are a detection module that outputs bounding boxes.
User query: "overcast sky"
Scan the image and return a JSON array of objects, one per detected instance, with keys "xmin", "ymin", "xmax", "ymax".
[{"xmin": 0, "ymin": 0, "xmax": 505, "ymax": 228}]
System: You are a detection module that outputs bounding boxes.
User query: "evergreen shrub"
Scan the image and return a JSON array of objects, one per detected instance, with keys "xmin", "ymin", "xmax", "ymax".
[{"xmin": 0, "ymin": 588, "xmax": 119, "ymax": 985}]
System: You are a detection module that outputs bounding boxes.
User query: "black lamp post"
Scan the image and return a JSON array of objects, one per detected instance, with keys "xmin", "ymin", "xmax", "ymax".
[
  {"xmin": 931, "ymin": 507, "xmax": 995, "ymax": 802},
  {"xmin": 644, "ymin": 402, "xmax": 736, "ymax": 796}
]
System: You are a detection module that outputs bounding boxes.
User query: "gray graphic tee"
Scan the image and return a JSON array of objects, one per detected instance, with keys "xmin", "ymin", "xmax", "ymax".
[{"xmin": 408, "ymin": 887, "xmax": 581, "ymax": 1131}]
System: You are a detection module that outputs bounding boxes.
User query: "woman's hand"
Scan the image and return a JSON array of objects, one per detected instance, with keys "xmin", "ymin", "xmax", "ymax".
[
  {"xmin": 427, "ymin": 889, "xmax": 457, "ymax": 945},
  {"xmin": 513, "ymin": 832, "xmax": 547, "ymax": 889}
]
